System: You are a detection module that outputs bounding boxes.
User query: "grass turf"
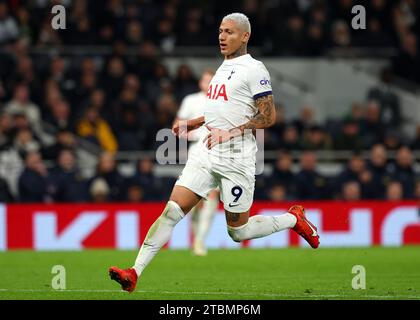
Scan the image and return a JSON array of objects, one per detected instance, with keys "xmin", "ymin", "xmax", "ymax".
[{"xmin": 0, "ymin": 247, "xmax": 419, "ymax": 300}]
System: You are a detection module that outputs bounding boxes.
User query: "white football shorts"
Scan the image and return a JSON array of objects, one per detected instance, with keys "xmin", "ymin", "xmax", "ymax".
[{"xmin": 175, "ymin": 142, "xmax": 255, "ymax": 213}]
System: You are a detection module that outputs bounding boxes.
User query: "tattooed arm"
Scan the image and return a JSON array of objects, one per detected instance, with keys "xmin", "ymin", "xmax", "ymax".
[
  {"xmin": 231, "ymin": 94, "xmax": 276, "ymax": 135},
  {"xmin": 205, "ymin": 95, "xmax": 276, "ymax": 149}
]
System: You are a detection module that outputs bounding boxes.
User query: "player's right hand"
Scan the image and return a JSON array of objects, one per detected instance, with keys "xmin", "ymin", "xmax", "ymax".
[{"xmin": 172, "ymin": 120, "xmax": 189, "ymax": 139}]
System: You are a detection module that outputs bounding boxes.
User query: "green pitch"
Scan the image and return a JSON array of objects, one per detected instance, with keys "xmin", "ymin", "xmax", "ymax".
[{"xmin": 0, "ymin": 247, "xmax": 419, "ymax": 300}]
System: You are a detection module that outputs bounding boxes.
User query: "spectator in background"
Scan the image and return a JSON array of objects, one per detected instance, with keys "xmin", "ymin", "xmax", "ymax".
[
  {"xmin": 305, "ymin": 23, "xmax": 326, "ymax": 56},
  {"xmin": 392, "ymin": 32, "xmax": 420, "ymax": 84},
  {"xmin": 333, "ymin": 119, "xmax": 364, "ymax": 151},
  {"xmin": 268, "ymin": 151, "xmax": 296, "ymax": 197},
  {"xmin": 126, "ymin": 184, "xmax": 145, "ymax": 202},
  {"xmin": 42, "ymin": 129, "xmax": 77, "ymax": 161},
  {"xmin": 13, "ymin": 127, "xmax": 40, "ymax": 156},
  {"xmin": 279, "ymin": 125, "xmax": 301, "ymax": 150},
  {"xmin": 0, "ymin": 112, "xmax": 13, "ymax": 148},
  {"xmin": 341, "ymin": 181, "xmax": 361, "ymax": 201},
  {"xmin": 414, "ymin": 180, "xmax": 420, "ymax": 200},
  {"xmin": 329, "ymin": 20, "xmax": 352, "ymax": 48},
  {"xmin": 18, "ymin": 151, "xmax": 52, "ymax": 202},
  {"xmin": 268, "ymin": 184, "xmax": 288, "ymax": 202},
  {"xmin": 386, "ymin": 180, "xmax": 404, "ymax": 201},
  {"xmin": 366, "ymin": 144, "xmax": 389, "ymax": 199},
  {"xmin": 4, "ymin": 84, "xmax": 43, "ymax": 137},
  {"xmin": 411, "ymin": 125, "xmax": 420, "ymax": 150},
  {"xmin": 76, "ymin": 107, "xmax": 118, "ymax": 153},
  {"xmin": 44, "ymin": 99, "xmax": 73, "ymax": 133},
  {"xmin": 49, "ymin": 149, "xmax": 85, "ymax": 202},
  {"xmin": 295, "ymin": 151, "xmax": 329, "ymax": 200},
  {"xmin": 293, "ymin": 106, "xmax": 315, "ymax": 136},
  {"xmin": 334, "ymin": 153, "xmax": 365, "ymax": 197},
  {"xmin": 265, "ymin": 104, "xmax": 286, "ymax": 149},
  {"xmin": 174, "ymin": 64, "xmax": 198, "ymax": 102},
  {"xmin": 0, "ymin": 175, "xmax": 13, "ymax": 202},
  {"xmin": 388, "ymin": 145, "xmax": 416, "ymax": 198},
  {"xmin": 0, "ymin": 1, "xmax": 19, "ymax": 44},
  {"xmin": 89, "ymin": 177, "xmax": 110, "ymax": 203},
  {"xmin": 90, "ymin": 152, "xmax": 125, "ymax": 202},
  {"xmin": 367, "ymin": 68, "xmax": 401, "ymax": 128},
  {"xmin": 128, "ymin": 158, "xmax": 161, "ymax": 201},
  {"xmin": 301, "ymin": 125, "xmax": 332, "ymax": 150},
  {"xmin": 360, "ymin": 101, "xmax": 384, "ymax": 148}
]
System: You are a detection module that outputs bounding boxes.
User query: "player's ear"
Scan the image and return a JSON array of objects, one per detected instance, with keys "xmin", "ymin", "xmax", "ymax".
[{"xmin": 242, "ymin": 31, "xmax": 250, "ymax": 43}]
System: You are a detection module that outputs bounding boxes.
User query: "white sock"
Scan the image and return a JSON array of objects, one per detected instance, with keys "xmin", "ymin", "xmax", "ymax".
[
  {"xmin": 227, "ymin": 213, "xmax": 297, "ymax": 242},
  {"xmin": 190, "ymin": 205, "xmax": 200, "ymax": 238},
  {"xmin": 133, "ymin": 201, "xmax": 184, "ymax": 276},
  {"xmin": 194, "ymin": 196, "xmax": 218, "ymax": 244}
]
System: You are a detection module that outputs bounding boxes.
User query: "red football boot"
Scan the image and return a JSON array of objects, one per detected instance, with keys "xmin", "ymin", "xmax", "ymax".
[
  {"xmin": 109, "ymin": 266, "xmax": 138, "ymax": 293},
  {"xmin": 288, "ymin": 205, "xmax": 320, "ymax": 249}
]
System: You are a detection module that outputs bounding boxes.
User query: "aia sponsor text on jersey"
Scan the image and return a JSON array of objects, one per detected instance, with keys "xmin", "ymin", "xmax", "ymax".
[{"xmin": 207, "ymin": 84, "xmax": 228, "ymax": 101}]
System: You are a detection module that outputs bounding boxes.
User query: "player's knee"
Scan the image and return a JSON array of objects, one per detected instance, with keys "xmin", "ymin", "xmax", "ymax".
[{"xmin": 227, "ymin": 224, "xmax": 248, "ymax": 242}]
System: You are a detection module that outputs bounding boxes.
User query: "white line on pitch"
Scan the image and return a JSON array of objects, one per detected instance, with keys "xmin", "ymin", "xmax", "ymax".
[{"xmin": 0, "ymin": 289, "xmax": 419, "ymax": 300}]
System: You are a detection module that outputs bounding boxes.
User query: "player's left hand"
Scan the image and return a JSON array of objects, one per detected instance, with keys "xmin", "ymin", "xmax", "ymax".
[{"xmin": 205, "ymin": 126, "xmax": 233, "ymax": 149}]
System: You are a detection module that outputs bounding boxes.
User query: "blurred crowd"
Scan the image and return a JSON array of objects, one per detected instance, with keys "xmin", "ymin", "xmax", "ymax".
[
  {"xmin": 0, "ymin": 0, "xmax": 419, "ymax": 203},
  {"xmin": 0, "ymin": 0, "xmax": 419, "ymax": 81}
]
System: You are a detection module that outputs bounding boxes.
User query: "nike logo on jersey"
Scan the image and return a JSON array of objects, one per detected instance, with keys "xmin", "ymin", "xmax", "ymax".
[
  {"xmin": 228, "ymin": 69, "xmax": 235, "ymax": 80},
  {"xmin": 207, "ymin": 84, "xmax": 228, "ymax": 101}
]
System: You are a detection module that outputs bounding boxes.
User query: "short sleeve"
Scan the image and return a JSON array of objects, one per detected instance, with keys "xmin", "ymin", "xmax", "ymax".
[
  {"xmin": 247, "ymin": 62, "xmax": 273, "ymax": 100},
  {"xmin": 177, "ymin": 96, "xmax": 192, "ymax": 119}
]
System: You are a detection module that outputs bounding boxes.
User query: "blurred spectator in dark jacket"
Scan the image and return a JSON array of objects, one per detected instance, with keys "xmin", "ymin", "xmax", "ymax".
[
  {"xmin": 360, "ymin": 101, "xmax": 384, "ymax": 148},
  {"xmin": 18, "ymin": 151, "xmax": 52, "ymax": 202},
  {"xmin": 265, "ymin": 104, "xmax": 286, "ymax": 149},
  {"xmin": 366, "ymin": 144, "xmax": 389, "ymax": 199},
  {"xmin": 301, "ymin": 125, "xmax": 332, "ymax": 150},
  {"xmin": 44, "ymin": 99, "xmax": 74, "ymax": 133},
  {"xmin": 305, "ymin": 23, "xmax": 326, "ymax": 56},
  {"xmin": 128, "ymin": 158, "xmax": 162, "ymax": 201},
  {"xmin": 387, "ymin": 145, "xmax": 416, "ymax": 198},
  {"xmin": 49, "ymin": 149, "xmax": 85, "ymax": 202},
  {"xmin": 292, "ymin": 106, "xmax": 315, "ymax": 136},
  {"xmin": 392, "ymin": 32, "xmax": 420, "ymax": 84},
  {"xmin": 295, "ymin": 151, "xmax": 329, "ymax": 200},
  {"xmin": 90, "ymin": 152, "xmax": 125, "ymax": 201},
  {"xmin": 334, "ymin": 153, "xmax": 364, "ymax": 193},
  {"xmin": 0, "ymin": 2, "xmax": 19, "ymax": 44},
  {"xmin": 0, "ymin": 176, "xmax": 13, "ymax": 202},
  {"xmin": 333, "ymin": 119, "xmax": 364, "ymax": 151},
  {"xmin": 367, "ymin": 68, "xmax": 401, "ymax": 128},
  {"xmin": 268, "ymin": 151, "xmax": 296, "ymax": 197},
  {"xmin": 42, "ymin": 129, "xmax": 77, "ymax": 161},
  {"xmin": 279, "ymin": 125, "xmax": 301, "ymax": 150},
  {"xmin": 174, "ymin": 64, "xmax": 198, "ymax": 102},
  {"xmin": 355, "ymin": 18, "xmax": 393, "ymax": 48}
]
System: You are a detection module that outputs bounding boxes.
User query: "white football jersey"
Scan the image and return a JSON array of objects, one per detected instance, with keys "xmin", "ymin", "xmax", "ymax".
[
  {"xmin": 177, "ymin": 91, "xmax": 207, "ymax": 141},
  {"xmin": 202, "ymin": 54, "xmax": 273, "ymax": 158}
]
